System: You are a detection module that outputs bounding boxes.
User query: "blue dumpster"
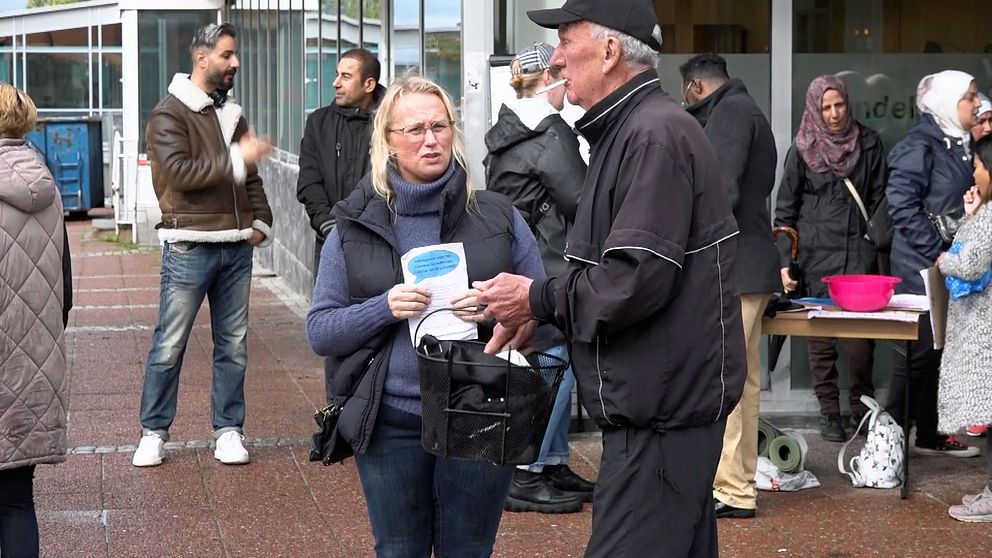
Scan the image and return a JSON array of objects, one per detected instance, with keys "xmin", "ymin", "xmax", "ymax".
[{"xmin": 26, "ymin": 117, "xmax": 105, "ymax": 213}]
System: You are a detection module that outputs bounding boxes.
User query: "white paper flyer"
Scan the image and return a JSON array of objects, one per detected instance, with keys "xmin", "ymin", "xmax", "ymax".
[{"xmin": 401, "ymin": 242, "xmax": 478, "ymax": 346}]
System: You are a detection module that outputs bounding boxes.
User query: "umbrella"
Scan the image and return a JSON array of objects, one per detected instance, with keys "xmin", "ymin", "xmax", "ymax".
[{"xmin": 767, "ymin": 226, "xmax": 804, "ymax": 375}]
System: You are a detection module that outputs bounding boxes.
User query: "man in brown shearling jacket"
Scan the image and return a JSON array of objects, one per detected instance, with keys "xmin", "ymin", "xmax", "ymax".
[{"xmin": 133, "ymin": 23, "xmax": 273, "ymax": 468}]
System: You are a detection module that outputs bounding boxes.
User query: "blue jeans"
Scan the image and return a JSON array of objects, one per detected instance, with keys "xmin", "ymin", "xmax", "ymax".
[
  {"xmin": 139, "ymin": 241, "xmax": 253, "ymax": 436},
  {"xmin": 523, "ymin": 344, "xmax": 575, "ymax": 472},
  {"xmin": 355, "ymin": 404, "xmax": 513, "ymax": 557},
  {"xmin": 0, "ymin": 465, "xmax": 38, "ymax": 558}
]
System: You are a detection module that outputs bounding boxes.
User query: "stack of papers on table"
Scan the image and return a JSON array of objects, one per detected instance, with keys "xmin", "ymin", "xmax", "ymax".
[
  {"xmin": 807, "ymin": 310, "xmax": 921, "ymax": 323},
  {"xmin": 885, "ymin": 294, "xmax": 930, "ymax": 312}
]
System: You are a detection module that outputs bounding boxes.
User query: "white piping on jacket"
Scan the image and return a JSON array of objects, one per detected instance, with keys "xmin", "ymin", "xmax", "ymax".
[
  {"xmin": 603, "ymin": 245, "xmax": 682, "ymax": 269},
  {"xmin": 685, "ymin": 231, "xmax": 740, "ymax": 255},
  {"xmin": 715, "ymin": 241, "xmax": 728, "ymax": 421},
  {"xmin": 577, "ymin": 78, "xmax": 660, "ymax": 132},
  {"xmin": 596, "ymin": 336, "xmax": 618, "ymax": 426},
  {"xmin": 564, "ymin": 253, "xmax": 600, "ymax": 266}
]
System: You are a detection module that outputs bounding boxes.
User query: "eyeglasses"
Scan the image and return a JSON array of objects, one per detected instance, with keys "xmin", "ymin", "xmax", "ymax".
[
  {"xmin": 388, "ymin": 120, "xmax": 453, "ymax": 140},
  {"xmin": 681, "ymin": 80, "xmax": 695, "ymax": 109}
]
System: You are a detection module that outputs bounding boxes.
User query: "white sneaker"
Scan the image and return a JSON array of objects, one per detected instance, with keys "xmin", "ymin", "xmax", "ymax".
[
  {"xmin": 214, "ymin": 431, "xmax": 250, "ymax": 465},
  {"xmin": 132, "ymin": 433, "xmax": 166, "ymax": 467},
  {"xmin": 963, "ymin": 486, "xmax": 992, "ymax": 505}
]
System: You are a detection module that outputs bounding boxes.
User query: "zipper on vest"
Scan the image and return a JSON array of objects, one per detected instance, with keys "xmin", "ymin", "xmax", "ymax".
[{"xmin": 356, "ymin": 353, "xmax": 382, "ymax": 453}]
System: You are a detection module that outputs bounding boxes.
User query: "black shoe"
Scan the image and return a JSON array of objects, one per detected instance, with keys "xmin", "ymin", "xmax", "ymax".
[
  {"xmin": 542, "ymin": 464, "xmax": 595, "ymax": 502},
  {"xmin": 820, "ymin": 413, "xmax": 847, "ymax": 442},
  {"xmin": 714, "ymin": 498, "xmax": 756, "ymax": 519},
  {"xmin": 850, "ymin": 413, "xmax": 869, "ymax": 437},
  {"xmin": 504, "ymin": 470, "xmax": 584, "ymax": 514}
]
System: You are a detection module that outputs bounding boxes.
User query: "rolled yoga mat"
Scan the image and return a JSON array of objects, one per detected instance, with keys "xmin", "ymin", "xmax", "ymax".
[
  {"xmin": 768, "ymin": 434, "xmax": 804, "ymax": 473},
  {"xmin": 757, "ymin": 419, "xmax": 784, "ymax": 458}
]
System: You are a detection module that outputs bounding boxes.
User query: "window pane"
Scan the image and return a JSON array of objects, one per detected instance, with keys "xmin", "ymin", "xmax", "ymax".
[
  {"xmin": 305, "ymin": 1, "xmax": 320, "ymax": 113},
  {"xmin": 137, "ymin": 11, "xmax": 215, "ymax": 152},
  {"xmin": 654, "ymin": 0, "xmax": 769, "ymax": 54},
  {"xmin": 263, "ymin": 9, "xmax": 278, "ymax": 139},
  {"xmin": 392, "ymin": 0, "xmax": 419, "ymax": 79},
  {"xmin": 277, "ymin": 8, "xmax": 296, "ymax": 151},
  {"xmin": 424, "ymin": 0, "xmax": 461, "ymax": 109},
  {"xmin": 26, "ymin": 53, "xmax": 89, "ymax": 109},
  {"xmin": 0, "ymin": 53, "xmax": 11, "ymax": 84},
  {"xmin": 792, "ymin": 0, "xmax": 992, "ymax": 153},
  {"xmin": 256, "ymin": 5, "xmax": 270, "ymax": 138},
  {"xmin": 320, "ymin": 0, "xmax": 340, "ymax": 107},
  {"xmin": 26, "ymin": 27, "xmax": 90, "ymax": 47},
  {"xmin": 102, "ymin": 24, "xmax": 123, "ymax": 47},
  {"xmin": 289, "ymin": 8, "xmax": 303, "ymax": 153},
  {"xmin": 102, "ymin": 53, "xmax": 123, "ymax": 108},
  {"xmin": 651, "ymin": 1, "xmax": 771, "ymax": 118},
  {"xmin": 339, "ymin": 0, "xmax": 358, "ymax": 60},
  {"xmin": 361, "ymin": 0, "xmax": 380, "ymax": 56}
]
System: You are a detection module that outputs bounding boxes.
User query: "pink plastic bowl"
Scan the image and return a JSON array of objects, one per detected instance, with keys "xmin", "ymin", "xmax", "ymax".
[{"xmin": 821, "ymin": 274, "xmax": 902, "ymax": 312}]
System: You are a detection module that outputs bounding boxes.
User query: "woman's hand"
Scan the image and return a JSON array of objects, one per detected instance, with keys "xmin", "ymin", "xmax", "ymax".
[
  {"xmin": 780, "ymin": 267, "xmax": 798, "ymax": 293},
  {"xmin": 450, "ymin": 289, "xmax": 487, "ymax": 323},
  {"xmin": 964, "ymin": 185, "xmax": 983, "ymax": 218},
  {"xmin": 387, "ymin": 284, "xmax": 431, "ymax": 320}
]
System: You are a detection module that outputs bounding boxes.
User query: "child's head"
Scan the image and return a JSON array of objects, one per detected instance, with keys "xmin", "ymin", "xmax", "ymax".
[
  {"xmin": 975, "ymin": 135, "xmax": 992, "ymax": 204},
  {"xmin": 0, "ymin": 84, "xmax": 38, "ymax": 139}
]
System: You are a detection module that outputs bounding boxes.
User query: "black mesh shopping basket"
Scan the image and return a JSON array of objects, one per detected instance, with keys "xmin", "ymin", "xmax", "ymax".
[{"xmin": 415, "ymin": 309, "xmax": 568, "ymax": 466}]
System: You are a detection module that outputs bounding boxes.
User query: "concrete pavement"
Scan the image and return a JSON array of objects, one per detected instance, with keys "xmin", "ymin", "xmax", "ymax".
[{"xmin": 34, "ymin": 215, "xmax": 992, "ymax": 557}]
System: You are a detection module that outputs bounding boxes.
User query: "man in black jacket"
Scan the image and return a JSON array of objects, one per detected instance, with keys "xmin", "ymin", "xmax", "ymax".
[
  {"xmin": 296, "ymin": 48, "xmax": 385, "ymax": 270},
  {"xmin": 682, "ymin": 53, "xmax": 779, "ymax": 521},
  {"xmin": 476, "ymin": 1, "xmax": 745, "ymax": 556}
]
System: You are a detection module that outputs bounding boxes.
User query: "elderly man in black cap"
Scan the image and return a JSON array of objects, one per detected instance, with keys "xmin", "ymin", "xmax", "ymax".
[{"xmin": 474, "ymin": 0, "xmax": 746, "ymax": 556}]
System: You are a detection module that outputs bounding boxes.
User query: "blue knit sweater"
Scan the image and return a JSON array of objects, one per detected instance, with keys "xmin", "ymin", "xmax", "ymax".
[{"xmin": 306, "ymin": 165, "xmax": 547, "ymax": 415}]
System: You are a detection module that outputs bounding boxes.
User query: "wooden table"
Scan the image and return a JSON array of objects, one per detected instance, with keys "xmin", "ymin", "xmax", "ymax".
[
  {"xmin": 762, "ymin": 306, "xmax": 922, "ymax": 498},
  {"xmin": 762, "ymin": 310, "xmax": 920, "ymax": 340}
]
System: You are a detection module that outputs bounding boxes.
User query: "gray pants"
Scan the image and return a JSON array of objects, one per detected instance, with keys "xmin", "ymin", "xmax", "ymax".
[{"xmin": 585, "ymin": 418, "xmax": 727, "ymax": 558}]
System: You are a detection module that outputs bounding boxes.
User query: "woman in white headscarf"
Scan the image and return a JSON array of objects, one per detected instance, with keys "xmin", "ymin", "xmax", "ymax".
[{"xmin": 885, "ymin": 70, "xmax": 981, "ymax": 458}]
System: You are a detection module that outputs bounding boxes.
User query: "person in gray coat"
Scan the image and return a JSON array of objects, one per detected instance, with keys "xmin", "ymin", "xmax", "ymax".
[
  {"xmin": 682, "ymin": 53, "xmax": 778, "ymax": 520},
  {"xmin": 0, "ymin": 84, "xmax": 71, "ymax": 557},
  {"xmin": 937, "ymin": 134, "xmax": 992, "ymax": 521}
]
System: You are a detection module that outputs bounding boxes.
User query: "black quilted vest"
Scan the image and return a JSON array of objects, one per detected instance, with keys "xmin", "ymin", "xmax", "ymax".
[{"xmin": 333, "ymin": 165, "xmax": 518, "ymax": 306}]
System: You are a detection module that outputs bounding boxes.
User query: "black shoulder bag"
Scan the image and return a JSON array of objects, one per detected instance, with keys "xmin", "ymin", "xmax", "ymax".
[{"xmin": 309, "ymin": 332, "xmax": 389, "ymax": 465}]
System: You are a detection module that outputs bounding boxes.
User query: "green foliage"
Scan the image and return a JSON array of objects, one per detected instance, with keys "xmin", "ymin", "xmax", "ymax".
[
  {"xmin": 99, "ymin": 232, "xmax": 139, "ymax": 252},
  {"xmin": 26, "ymin": 0, "xmax": 81, "ymax": 8},
  {"xmin": 340, "ymin": 0, "xmax": 380, "ymax": 21}
]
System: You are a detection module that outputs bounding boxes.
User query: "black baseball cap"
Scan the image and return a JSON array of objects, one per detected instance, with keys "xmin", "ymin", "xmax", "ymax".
[{"xmin": 527, "ymin": 0, "xmax": 662, "ymax": 52}]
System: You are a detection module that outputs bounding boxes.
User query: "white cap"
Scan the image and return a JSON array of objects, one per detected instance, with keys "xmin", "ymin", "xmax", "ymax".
[{"xmin": 978, "ymin": 93, "xmax": 992, "ymax": 118}]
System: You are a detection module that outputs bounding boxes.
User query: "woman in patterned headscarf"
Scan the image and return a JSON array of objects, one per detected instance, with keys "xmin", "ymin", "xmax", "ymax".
[
  {"xmin": 774, "ymin": 75, "xmax": 888, "ymax": 443},
  {"xmin": 885, "ymin": 70, "xmax": 982, "ymax": 458}
]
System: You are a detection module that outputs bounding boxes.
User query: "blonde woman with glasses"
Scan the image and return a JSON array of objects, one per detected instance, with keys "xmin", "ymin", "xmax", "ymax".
[{"xmin": 306, "ymin": 76, "xmax": 547, "ymax": 556}]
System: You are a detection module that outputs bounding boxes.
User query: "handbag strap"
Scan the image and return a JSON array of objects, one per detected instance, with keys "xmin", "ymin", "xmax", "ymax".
[
  {"xmin": 843, "ymin": 178, "xmax": 870, "ymax": 223},
  {"xmin": 837, "ymin": 407, "xmax": 874, "ymax": 487}
]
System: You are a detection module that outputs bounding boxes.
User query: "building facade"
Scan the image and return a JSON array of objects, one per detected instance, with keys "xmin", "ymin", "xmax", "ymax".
[{"xmin": 2, "ymin": 0, "xmax": 990, "ymax": 414}]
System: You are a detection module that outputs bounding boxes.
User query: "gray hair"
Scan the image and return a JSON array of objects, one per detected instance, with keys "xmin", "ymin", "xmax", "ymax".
[
  {"xmin": 589, "ymin": 22, "xmax": 660, "ymax": 69},
  {"xmin": 190, "ymin": 23, "xmax": 237, "ymax": 60}
]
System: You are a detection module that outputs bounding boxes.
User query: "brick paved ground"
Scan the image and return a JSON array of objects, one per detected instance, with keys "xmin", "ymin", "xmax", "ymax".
[{"xmin": 34, "ymin": 215, "xmax": 992, "ymax": 557}]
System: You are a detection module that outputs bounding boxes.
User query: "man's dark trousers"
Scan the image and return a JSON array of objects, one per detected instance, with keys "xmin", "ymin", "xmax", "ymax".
[{"xmin": 585, "ymin": 418, "xmax": 727, "ymax": 558}]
